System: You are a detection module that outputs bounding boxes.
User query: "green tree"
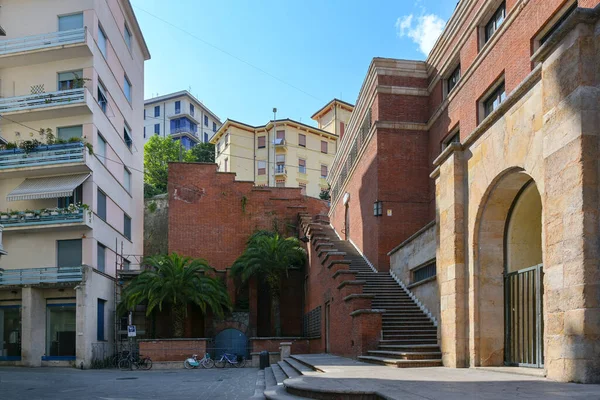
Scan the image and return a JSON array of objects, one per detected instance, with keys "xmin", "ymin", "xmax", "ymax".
[
  {"xmin": 231, "ymin": 231, "xmax": 306, "ymax": 336},
  {"xmin": 189, "ymin": 142, "xmax": 215, "ymax": 163},
  {"xmin": 120, "ymin": 253, "xmax": 231, "ymax": 338},
  {"xmin": 143, "ymin": 136, "xmax": 194, "ymax": 195}
]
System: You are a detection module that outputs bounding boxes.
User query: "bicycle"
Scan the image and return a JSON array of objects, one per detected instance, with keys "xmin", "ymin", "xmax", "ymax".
[
  {"xmin": 184, "ymin": 353, "xmax": 214, "ymax": 369},
  {"xmin": 118, "ymin": 353, "xmax": 152, "ymax": 370},
  {"xmin": 214, "ymin": 353, "xmax": 245, "ymax": 368}
]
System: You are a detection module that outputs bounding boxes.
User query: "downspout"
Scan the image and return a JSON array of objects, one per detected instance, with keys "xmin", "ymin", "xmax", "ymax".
[{"xmin": 253, "ymin": 130, "xmax": 256, "ymax": 182}]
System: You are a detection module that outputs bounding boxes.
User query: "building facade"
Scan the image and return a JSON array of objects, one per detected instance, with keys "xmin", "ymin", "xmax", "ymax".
[
  {"xmin": 211, "ymin": 118, "xmax": 339, "ymax": 198},
  {"xmin": 0, "ymin": 0, "xmax": 149, "ymax": 367},
  {"xmin": 143, "ymin": 91, "xmax": 221, "ymax": 150}
]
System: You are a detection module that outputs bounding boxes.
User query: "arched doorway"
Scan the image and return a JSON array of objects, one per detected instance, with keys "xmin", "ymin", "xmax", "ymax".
[
  {"xmin": 474, "ymin": 170, "xmax": 544, "ymax": 368},
  {"xmin": 214, "ymin": 328, "xmax": 248, "ymax": 358}
]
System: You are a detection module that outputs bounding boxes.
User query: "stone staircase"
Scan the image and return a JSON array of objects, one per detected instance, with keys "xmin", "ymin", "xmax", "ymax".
[{"xmin": 259, "ymin": 357, "xmax": 319, "ymax": 399}]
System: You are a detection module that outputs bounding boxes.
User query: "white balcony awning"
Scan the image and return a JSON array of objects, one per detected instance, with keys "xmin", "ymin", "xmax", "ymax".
[{"xmin": 7, "ymin": 173, "xmax": 90, "ymax": 202}]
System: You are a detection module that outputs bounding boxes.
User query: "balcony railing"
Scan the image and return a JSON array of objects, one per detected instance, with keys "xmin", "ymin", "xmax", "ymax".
[
  {"xmin": 274, "ymin": 138, "xmax": 286, "ymax": 146},
  {"xmin": 0, "ymin": 266, "xmax": 83, "ymax": 286},
  {"xmin": 171, "ymin": 127, "xmax": 199, "ymax": 137},
  {"xmin": 0, "ymin": 88, "xmax": 85, "ymax": 113},
  {"xmin": 0, "ymin": 142, "xmax": 85, "ymax": 170},
  {"xmin": 275, "ymin": 165, "xmax": 287, "ymax": 175},
  {"xmin": 0, "ymin": 28, "xmax": 86, "ymax": 56},
  {"xmin": 1, "ymin": 206, "xmax": 87, "ymax": 228}
]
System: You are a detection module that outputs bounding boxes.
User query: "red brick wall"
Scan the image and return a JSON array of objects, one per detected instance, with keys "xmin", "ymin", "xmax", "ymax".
[
  {"xmin": 139, "ymin": 339, "xmax": 208, "ymax": 362},
  {"xmin": 249, "ymin": 338, "xmax": 310, "ymax": 354}
]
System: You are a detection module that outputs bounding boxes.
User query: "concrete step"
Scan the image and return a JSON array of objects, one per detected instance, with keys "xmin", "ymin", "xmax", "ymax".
[
  {"xmin": 271, "ymin": 363, "xmax": 287, "ymax": 385},
  {"xmin": 283, "ymin": 357, "xmax": 313, "ymax": 375},
  {"xmin": 264, "ymin": 385, "xmax": 311, "ymax": 400},
  {"xmin": 381, "ymin": 325, "xmax": 437, "ymax": 331},
  {"xmin": 378, "ymin": 343, "xmax": 440, "ymax": 352},
  {"xmin": 265, "ymin": 367, "xmax": 278, "ymax": 387},
  {"xmin": 367, "ymin": 350, "xmax": 442, "ymax": 360},
  {"xmin": 278, "ymin": 361, "xmax": 300, "ymax": 379},
  {"xmin": 380, "ymin": 338, "xmax": 438, "ymax": 345},
  {"xmin": 358, "ymin": 356, "xmax": 443, "ymax": 368}
]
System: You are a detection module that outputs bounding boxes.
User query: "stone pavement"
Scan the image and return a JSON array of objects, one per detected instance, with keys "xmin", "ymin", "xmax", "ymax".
[{"xmin": 280, "ymin": 354, "xmax": 600, "ymax": 399}]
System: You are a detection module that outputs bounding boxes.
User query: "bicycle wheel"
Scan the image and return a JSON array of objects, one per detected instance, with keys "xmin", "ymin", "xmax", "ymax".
[
  {"xmin": 234, "ymin": 356, "xmax": 245, "ymax": 368},
  {"xmin": 202, "ymin": 358, "xmax": 215, "ymax": 369},
  {"xmin": 118, "ymin": 358, "xmax": 131, "ymax": 371},
  {"xmin": 139, "ymin": 357, "xmax": 152, "ymax": 370},
  {"xmin": 184, "ymin": 359, "xmax": 195, "ymax": 369},
  {"xmin": 214, "ymin": 358, "xmax": 226, "ymax": 368}
]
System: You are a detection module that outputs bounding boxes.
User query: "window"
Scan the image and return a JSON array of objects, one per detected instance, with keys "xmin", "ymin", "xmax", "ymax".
[
  {"xmin": 57, "ymin": 239, "xmax": 82, "ymax": 268},
  {"xmin": 97, "ymin": 243, "xmax": 106, "ymax": 273},
  {"xmin": 321, "ymin": 140, "xmax": 328, "ymax": 154},
  {"xmin": 124, "ymin": 214, "xmax": 131, "ymax": 240},
  {"xmin": 298, "ymin": 158, "xmax": 306, "ymax": 174},
  {"xmin": 97, "ymin": 299, "xmax": 106, "ymax": 341},
  {"xmin": 217, "ymin": 142, "xmax": 221, "ymax": 154},
  {"xmin": 154, "ymin": 123, "xmax": 160, "ymax": 135},
  {"xmin": 225, "ymin": 133, "xmax": 229, "ymax": 145},
  {"xmin": 124, "ymin": 125, "xmax": 132, "ymax": 151},
  {"xmin": 46, "ymin": 304, "xmax": 76, "ymax": 358},
  {"xmin": 484, "ymin": 2, "xmax": 506, "ymax": 44},
  {"xmin": 258, "ymin": 160, "xmax": 266, "ymax": 175},
  {"xmin": 447, "ymin": 64, "xmax": 461, "ymax": 94},
  {"xmin": 59, "ymin": 13, "xmax": 83, "ymax": 31},
  {"xmin": 276, "ymin": 155, "xmax": 285, "ymax": 174},
  {"xmin": 124, "ymin": 168, "xmax": 131, "ymax": 192},
  {"xmin": 0, "ymin": 306, "xmax": 21, "ymax": 359},
  {"xmin": 204, "ymin": 132, "xmax": 208, "ymax": 143},
  {"xmin": 204, "ymin": 115, "xmax": 208, "ymax": 126},
  {"xmin": 321, "ymin": 165, "xmax": 328, "ymax": 178},
  {"xmin": 213, "ymin": 122, "xmax": 217, "ymax": 132},
  {"xmin": 97, "ymin": 134, "xmax": 106, "ymax": 164},
  {"xmin": 190, "ymin": 104, "xmax": 195, "ymax": 116},
  {"xmin": 412, "ymin": 261, "xmax": 437, "ymax": 284},
  {"xmin": 58, "ymin": 70, "xmax": 84, "ymax": 91},
  {"xmin": 258, "ymin": 136, "xmax": 266, "ymax": 149},
  {"xmin": 340, "ymin": 122, "xmax": 345, "ymax": 137},
  {"xmin": 539, "ymin": 1, "xmax": 578, "ymax": 45},
  {"xmin": 57, "ymin": 184, "xmax": 82, "ymax": 209},
  {"xmin": 124, "ymin": 75, "xmax": 132, "ymax": 103},
  {"xmin": 97, "ymin": 190, "xmax": 107, "ymax": 221},
  {"xmin": 298, "ymin": 133, "xmax": 306, "ymax": 147},
  {"xmin": 175, "ymin": 101, "xmax": 181, "ymax": 114},
  {"xmin": 483, "ymin": 81, "xmax": 506, "ymax": 118},
  {"xmin": 442, "ymin": 130, "xmax": 461, "ymax": 150},
  {"xmin": 97, "ymin": 81, "xmax": 108, "ymax": 113},
  {"xmin": 122, "ymin": 259, "xmax": 131, "ymax": 271},
  {"xmin": 57, "ymin": 125, "xmax": 82, "ymax": 141},
  {"xmin": 299, "ymin": 183, "xmax": 307, "ymax": 195},
  {"xmin": 98, "ymin": 25, "xmax": 108, "ymax": 58},
  {"xmin": 154, "ymin": 105, "xmax": 160, "ymax": 117},
  {"xmin": 143, "ymin": 126, "xmax": 146, "ymax": 138},
  {"xmin": 276, "ymin": 130, "xmax": 285, "ymax": 140},
  {"xmin": 144, "ymin": 109, "xmax": 146, "ymax": 120},
  {"xmin": 373, "ymin": 201, "xmax": 383, "ymax": 216},
  {"xmin": 124, "ymin": 24, "xmax": 132, "ymax": 51}
]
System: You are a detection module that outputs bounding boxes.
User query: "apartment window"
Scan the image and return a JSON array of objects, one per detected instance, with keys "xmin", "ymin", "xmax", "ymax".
[
  {"xmin": 412, "ymin": 261, "xmax": 437, "ymax": 284},
  {"xmin": 124, "ymin": 24, "xmax": 132, "ymax": 51},
  {"xmin": 258, "ymin": 160, "xmax": 266, "ymax": 175},
  {"xmin": 483, "ymin": 81, "xmax": 506, "ymax": 118},
  {"xmin": 124, "ymin": 214, "xmax": 131, "ymax": 240},
  {"xmin": 57, "ymin": 239, "xmax": 82, "ymax": 268},
  {"xmin": 276, "ymin": 155, "xmax": 285, "ymax": 174},
  {"xmin": 447, "ymin": 64, "xmax": 461, "ymax": 94},
  {"xmin": 204, "ymin": 115, "xmax": 208, "ymax": 126},
  {"xmin": 298, "ymin": 133, "xmax": 306, "ymax": 147},
  {"xmin": 97, "ymin": 81, "xmax": 108, "ymax": 113},
  {"xmin": 97, "ymin": 243, "xmax": 106, "ymax": 273},
  {"xmin": 122, "ymin": 259, "xmax": 131, "ymax": 271},
  {"xmin": 217, "ymin": 142, "xmax": 221, "ymax": 154},
  {"xmin": 190, "ymin": 104, "xmax": 195, "ymax": 116},
  {"xmin": 321, "ymin": 140, "xmax": 328, "ymax": 154},
  {"xmin": 97, "ymin": 299, "xmax": 106, "ymax": 341},
  {"xmin": 96, "ymin": 134, "xmax": 106, "ymax": 164},
  {"xmin": 57, "ymin": 125, "xmax": 82, "ymax": 141},
  {"xmin": 340, "ymin": 122, "xmax": 345, "ymax": 137},
  {"xmin": 321, "ymin": 165, "xmax": 328, "ymax": 178},
  {"xmin": 124, "ymin": 125, "xmax": 132, "ymax": 151},
  {"xmin": 144, "ymin": 109, "xmax": 146, "ymax": 120},
  {"xmin": 299, "ymin": 183, "xmax": 307, "ymax": 195},
  {"xmin": 442, "ymin": 130, "xmax": 461, "ymax": 150},
  {"xmin": 59, "ymin": 13, "xmax": 83, "ymax": 31},
  {"xmin": 373, "ymin": 201, "xmax": 383, "ymax": 217},
  {"xmin": 124, "ymin": 76, "xmax": 132, "ymax": 103},
  {"xmin": 154, "ymin": 105, "xmax": 160, "ymax": 117},
  {"xmin": 154, "ymin": 124, "xmax": 160, "ymax": 135},
  {"xmin": 225, "ymin": 133, "xmax": 229, "ymax": 145},
  {"xmin": 98, "ymin": 25, "xmax": 108, "ymax": 58},
  {"xmin": 58, "ymin": 184, "xmax": 83, "ymax": 209},
  {"xmin": 299, "ymin": 158, "xmax": 306, "ymax": 174},
  {"xmin": 484, "ymin": 2, "xmax": 506, "ymax": 44},
  {"xmin": 58, "ymin": 70, "xmax": 84, "ymax": 91},
  {"xmin": 97, "ymin": 190, "xmax": 107, "ymax": 221},
  {"xmin": 540, "ymin": 1, "xmax": 578, "ymax": 45},
  {"xmin": 276, "ymin": 130, "xmax": 285, "ymax": 140},
  {"xmin": 175, "ymin": 101, "xmax": 181, "ymax": 114},
  {"xmin": 143, "ymin": 127, "xmax": 146, "ymax": 138},
  {"xmin": 204, "ymin": 133, "xmax": 208, "ymax": 143},
  {"xmin": 258, "ymin": 136, "xmax": 266, "ymax": 149},
  {"xmin": 124, "ymin": 168, "xmax": 131, "ymax": 192},
  {"xmin": 213, "ymin": 122, "xmax": 217, "ymax": 132}
]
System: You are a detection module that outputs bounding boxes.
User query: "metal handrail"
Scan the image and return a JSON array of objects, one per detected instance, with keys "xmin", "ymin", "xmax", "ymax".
[
  {"xmin": 0, "ymin": 142, "xmax": 85, "ymax": 169},
  {"xmin": 1, "ymin": 207, "xmax": 87, "ymax": 227},
  {"xmin": 0, "ymin": 28, "xmax": 85, "ymax": 56},
  {"xmin": 0, "ymin": 266, "xmax": 84, "ymax": 286}
]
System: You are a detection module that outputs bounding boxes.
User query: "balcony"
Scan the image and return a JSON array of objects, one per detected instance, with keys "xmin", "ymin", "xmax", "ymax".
[
  {"xmin": 0, "ymin": 28, "xmax": 92, "ymax": 68},
  {"xmin": 168, "ymin": 110, "xmax": 200, "ymax": 125},
  {"xmin": 0, "ymin": 266, "xmax": 83, "ymax": 287},
  {"xmin": 0, "ymin": 142, "xmax": 89, "ymax": 178},
  {"xmin": 0, "ymin": 88, "xmax": 92, "ymax": 124},
  {"xmin": 275, "ymin": 165, "xmax": 287, "ymax": 177},
  {"xmin": 1, "ymin": 206, "xmax": 91, "ymax": 232},
  {"xmin": 170, "ymin": 126, "xmax": 199, "ymax": 141},
  {"xmin": 274, "ymin": 138, "xmax": 287, "ymax": 152}
]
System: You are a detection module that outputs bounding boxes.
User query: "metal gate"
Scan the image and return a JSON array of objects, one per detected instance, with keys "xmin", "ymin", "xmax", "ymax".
[
  {"xmin": 213, "ymin": 329, "xmax": 248, "ymax": 358},
  {"xmin": 504, "ymin": 263, "xmax": 544, "ymax": 368}
]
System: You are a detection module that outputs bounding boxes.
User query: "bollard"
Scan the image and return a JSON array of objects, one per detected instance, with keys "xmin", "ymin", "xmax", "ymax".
[{"xmin": 259, "ymin": 350, "xmax": 270, "ymax": 370}]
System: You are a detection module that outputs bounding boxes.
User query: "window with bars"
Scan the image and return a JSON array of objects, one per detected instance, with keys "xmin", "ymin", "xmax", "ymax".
[{"xmin": 412, "ymin": 261, "xmax": 436, "ymax": 284}]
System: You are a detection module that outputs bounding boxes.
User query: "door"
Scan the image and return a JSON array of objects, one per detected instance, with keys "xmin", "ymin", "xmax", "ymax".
[
  {"xmin": 504, "ymin": 264, "xmax": 544, "ymax": 367},
  {"xmin": 325, "ymin": 302, "xmax": 330, "ymax": 353},
  {"xmin": 57, "ymin": 239, "xmax": 82, "ymax": 267},
  {"xmin": 214, "ymin": 329, "xmax": 248, "ymax": 358}
]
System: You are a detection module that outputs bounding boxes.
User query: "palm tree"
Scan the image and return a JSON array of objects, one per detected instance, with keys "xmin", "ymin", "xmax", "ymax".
[
  {"xmin": 231, "ymin": 231, "xmax": 307, "ymax": 336},
  {"xmin": 120, "ymin": 253, "xmax": 231, "ymax": 338}
]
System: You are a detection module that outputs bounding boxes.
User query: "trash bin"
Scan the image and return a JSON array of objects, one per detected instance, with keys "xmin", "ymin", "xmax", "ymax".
[{"xmin": 259, "ymin": 350, "xmax": 270, "ymax": 370}]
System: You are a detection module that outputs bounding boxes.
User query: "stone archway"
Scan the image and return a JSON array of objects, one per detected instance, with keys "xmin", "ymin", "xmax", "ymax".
[{"xmin": 473, "ymin": 168, "xmax": 543, "ymax": 367}]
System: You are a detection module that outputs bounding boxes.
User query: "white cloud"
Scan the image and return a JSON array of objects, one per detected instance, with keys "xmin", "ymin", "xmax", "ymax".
[{"xmin": 395, "ymin": 13, "xmax": 446, "ymax": 56}]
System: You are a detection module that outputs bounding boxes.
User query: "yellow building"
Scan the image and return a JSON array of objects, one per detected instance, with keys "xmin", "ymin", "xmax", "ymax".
[
  {"xmin": 311, "ymin": 98, "xmax": 354, "ymax": 137},
  {"xmin": 211, "ymin": 114, "xmax": 346, "ymax": 198}
]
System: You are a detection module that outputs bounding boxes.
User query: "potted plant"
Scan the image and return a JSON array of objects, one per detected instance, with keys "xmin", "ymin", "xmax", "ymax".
[
  {"xmin": 9, "ymin": 210, "xmax": 20, "ymax": 219},
  {"xmin": 0, "ymin": 212, "xmax": 9, "ymax": 220},
  {"xmin": 24, "ymin": 209, "xmax": 35, "ymax": 218},
  {"xmin": 50, "ymin": 208, "xmax": 60, "ymax": 216},
  {"xmin": 40, "ymin": 208, "xmax": 50, "ymax": 217}
]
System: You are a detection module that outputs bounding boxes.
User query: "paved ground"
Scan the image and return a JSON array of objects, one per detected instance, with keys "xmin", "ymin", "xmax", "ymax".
[
  {"xmin": 287, "ymin": 354, "xmax": 600, "ymax": 399},
  {"xmin": 0, "ymin": 366, "xmax": 258, "ymax": 400}
]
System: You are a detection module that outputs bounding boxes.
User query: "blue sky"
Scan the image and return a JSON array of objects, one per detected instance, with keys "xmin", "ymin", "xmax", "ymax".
[{"xmin": 131, "ymin": 0, "xmax": 457, "ymax": 126}]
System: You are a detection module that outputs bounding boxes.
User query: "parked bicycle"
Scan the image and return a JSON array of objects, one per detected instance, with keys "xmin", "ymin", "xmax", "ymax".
[
  {"xmin": 118, "ymin": 353, "xmax": 152, "ymax": 370},
  {"xmin": 214, "ymin": 353, "xmax": 245, "ymax": 368},
  {"xmin": 184, "ymin": 353, "xmax": 214, "ymax": 369}
]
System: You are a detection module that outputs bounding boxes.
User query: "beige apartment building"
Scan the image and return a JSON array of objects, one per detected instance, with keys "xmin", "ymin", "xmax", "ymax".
[{"xmin": 0, "ymin": 0, "xmax": 149, "ymax": 367}]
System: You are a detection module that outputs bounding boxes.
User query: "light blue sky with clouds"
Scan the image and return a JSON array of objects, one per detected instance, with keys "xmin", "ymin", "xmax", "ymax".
[{"xmin": 131, "ymin": 0, "xmax": 457, "ymax": 126}]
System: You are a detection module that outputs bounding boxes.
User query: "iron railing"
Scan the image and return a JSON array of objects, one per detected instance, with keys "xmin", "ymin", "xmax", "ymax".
[
  {"xmin": 0, "ymin": 266, "xmax": 83, "ymax": 286},
  {"xmin": 0, "ymin": 142, "xmax": 85, "ymax": 170},
  {"xmin": 0, "ymin": 88, "xmax": 86, "ymax": 113},
  {"xmin": 0, "ymin": 28, "xmax": 86, "ymax": 56},
  {"xmin": 1, "ymin": 206, "xmax": 87, "ymax": 228}
]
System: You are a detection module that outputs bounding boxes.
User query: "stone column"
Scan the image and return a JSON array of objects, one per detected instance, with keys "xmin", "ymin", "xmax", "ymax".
[
  {"xmin": 434, "ymin": 145, "xmax": 467, "ymax": 368},
  {"xmin": 279, "ymin": 342, "xmax": 291, "ymax": 360},
  {"xmin": 21, "ymin": 287, "xmax": 45, "ymax": 367}
]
